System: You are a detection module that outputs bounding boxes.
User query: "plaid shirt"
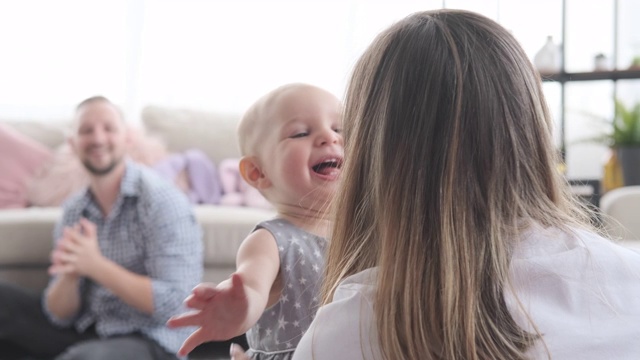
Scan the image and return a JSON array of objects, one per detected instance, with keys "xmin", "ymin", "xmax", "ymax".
[{"xmin": 43, "ymin": 160, "xmax": 203, "ymax": 355}]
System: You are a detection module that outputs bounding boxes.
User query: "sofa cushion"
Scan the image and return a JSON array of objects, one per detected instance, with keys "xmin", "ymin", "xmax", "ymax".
[
  {"xmin": 142, "ymin": 105, "xmax": 242, "ymax": 164},
  {"xmin": 0, "ymin": 124, "xmax": 53, "ymax": 208},
  {"xmin": 194, "ymin": 205, "xmax": 275, "ymax": 266},
  {"xmin": 4, "ymin": 120, "xmax": 70, "ymax": 150},
  {"xmin": 0, "ymin": 269, "xmax": 51, "ymax": 292},
  {"xmin": 0, "ymin": 207, "xmax": 61, "ymax": 265}
]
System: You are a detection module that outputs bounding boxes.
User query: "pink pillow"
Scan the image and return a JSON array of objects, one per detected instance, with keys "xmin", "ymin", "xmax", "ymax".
[
  {"xmin": 0, "ymin": 123, "xmax": 53, "ymax": 208},
  {"xmin": 218, "ymin": 158, "xmax": 272, "ymax": 210}
]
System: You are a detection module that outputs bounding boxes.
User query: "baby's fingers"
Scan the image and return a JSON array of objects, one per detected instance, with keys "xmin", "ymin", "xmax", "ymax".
[
  {"xmin": 184, "ymin": 294, "xmax": 210, "ymax": 310},
  {"xmin": 166, "ymin": 311, "xmax": 204, "ymax": 329},
  {"xmin": 177, "ymin": 328, "xmax": 210, "ymax": 357},
  {"xmin": 192, "ymin": 283, "xmax": 219, "ymax": 299}
]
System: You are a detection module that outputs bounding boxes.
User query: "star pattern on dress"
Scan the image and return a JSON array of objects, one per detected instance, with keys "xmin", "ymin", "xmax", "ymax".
[
  {"xmin": 278, "ymin": 316, "xmax": 288, "ymax": 329},
  {"xmin": 250, "ymin": 220, "xmax": 326, "ymax": 355}
]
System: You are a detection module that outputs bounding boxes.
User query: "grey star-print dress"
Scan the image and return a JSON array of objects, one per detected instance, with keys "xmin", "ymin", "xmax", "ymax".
[{"xmin": 245, "ymin": 218, "xmax": 327, "ymax": 360}]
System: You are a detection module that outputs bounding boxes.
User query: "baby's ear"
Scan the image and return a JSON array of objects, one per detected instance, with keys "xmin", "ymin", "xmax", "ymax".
[{"xmin": 239, "ymin": 156, "xmax": 271, "ymax": 190}]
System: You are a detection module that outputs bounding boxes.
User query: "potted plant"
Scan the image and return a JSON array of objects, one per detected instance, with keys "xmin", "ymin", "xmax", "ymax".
[{"xmin": 585, "ymin": 99, "xmax": 640, "ymax": 186}]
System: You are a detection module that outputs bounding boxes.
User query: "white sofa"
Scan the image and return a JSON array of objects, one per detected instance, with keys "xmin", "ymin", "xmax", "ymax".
[
  {"xmin": 0, "ymin": 105, "xmax": 276, "ymax": 291},
  {"xmin": 600, "ymin": 186, "xmax": 640, "ymax": 241}
]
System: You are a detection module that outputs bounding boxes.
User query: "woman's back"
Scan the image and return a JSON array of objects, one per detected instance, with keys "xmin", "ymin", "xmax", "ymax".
[
  {"xmin": 509, "ymin": 226, "xmax": 640, "ymax": 358},
  {"xmin": 296, "ymin": 226, "xmax": 640, "ymax": 359}
]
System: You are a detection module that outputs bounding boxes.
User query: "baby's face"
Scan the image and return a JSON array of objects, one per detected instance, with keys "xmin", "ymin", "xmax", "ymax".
[{"xmin": 259, "ymin": 86, "xmax": 344, "ymax": 209}]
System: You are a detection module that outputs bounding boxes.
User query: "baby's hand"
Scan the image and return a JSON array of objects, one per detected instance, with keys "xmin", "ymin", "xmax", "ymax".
[{"xmin": 167, "ymin": 273, "xmax": 249, "ymax": 357}]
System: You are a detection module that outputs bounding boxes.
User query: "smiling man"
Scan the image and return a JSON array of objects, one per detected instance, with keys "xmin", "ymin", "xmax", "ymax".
[{"xmin": 0, "ymin": 96, "xmax": 203, "ymax": 360}]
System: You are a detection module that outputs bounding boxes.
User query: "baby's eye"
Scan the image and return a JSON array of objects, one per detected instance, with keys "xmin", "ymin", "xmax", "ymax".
[
  {"xmin": 333, "ymin": 128, "xmax": 342, "ymax": 134},
  {"xmin": 290, "ymin": 132, "xmax": 308, "ymax": 138}
]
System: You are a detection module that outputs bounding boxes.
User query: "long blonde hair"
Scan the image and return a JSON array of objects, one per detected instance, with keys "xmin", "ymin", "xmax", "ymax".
[{"xmin": 323, "ymin": 9, "xmax": 591, "ymax": 360}]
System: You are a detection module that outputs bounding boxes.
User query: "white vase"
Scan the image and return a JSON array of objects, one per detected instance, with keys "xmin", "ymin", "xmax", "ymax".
[{"xmin": 534, "ymin": 36, "xmax": 562, "ymax": 73}]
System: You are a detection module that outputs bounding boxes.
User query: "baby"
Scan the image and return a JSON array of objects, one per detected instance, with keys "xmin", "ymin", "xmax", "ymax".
[{"xmin": 168, "ymin": 83, "xmax": 343, "ymax": 359}]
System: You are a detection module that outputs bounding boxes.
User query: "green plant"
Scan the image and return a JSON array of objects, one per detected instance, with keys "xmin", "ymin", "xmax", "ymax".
[
  {"xmin": 576, "ymin": 99, "xmax": 640, "ymax": 148},
  {"xmin": 609, "ymin": 100, "xmax": 640, "ymax": 147}
]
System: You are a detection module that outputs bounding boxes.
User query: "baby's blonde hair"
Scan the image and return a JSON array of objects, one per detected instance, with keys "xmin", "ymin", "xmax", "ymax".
[{"xmin": 237, "ymin": 83, "xmax": 318, "ymax": 156}]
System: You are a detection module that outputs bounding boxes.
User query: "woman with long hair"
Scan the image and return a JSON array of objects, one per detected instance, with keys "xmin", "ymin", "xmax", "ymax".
[{"xmin": 293, "ymin": 9, "xmax": 640, "ymax": 360}]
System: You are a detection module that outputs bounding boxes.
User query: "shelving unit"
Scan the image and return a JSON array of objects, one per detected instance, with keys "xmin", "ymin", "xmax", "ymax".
[
  {"xmin": 542, "ymin": 69, "xmax": 640, "ymax": 83},
  {"xmin": 540, "ymin": 0, "xmax": 640, "ymax": 168},
  {"xmin": 537, "ymin": 0, "xmax": 640, "ymax": 208}
]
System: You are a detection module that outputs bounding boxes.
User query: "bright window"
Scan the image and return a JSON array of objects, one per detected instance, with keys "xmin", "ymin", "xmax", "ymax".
[{"xmin": 1, "ymin": 0, "xmax": 639, "ymax": 179}]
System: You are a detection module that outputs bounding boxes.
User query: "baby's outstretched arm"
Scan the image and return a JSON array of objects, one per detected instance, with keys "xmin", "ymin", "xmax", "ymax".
[
  {"xmin": 168, "ymin": 274, "xmax": 248, "ymax": 355},
  {"xmin": 167, "ymin": 229, "xmax": 281, "ymax": 356}
]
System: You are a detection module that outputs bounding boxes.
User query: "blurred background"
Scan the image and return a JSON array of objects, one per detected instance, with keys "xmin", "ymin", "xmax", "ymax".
[{"xmin": 0, "ymin": 0, "xmax": 639, "ymax": 180}]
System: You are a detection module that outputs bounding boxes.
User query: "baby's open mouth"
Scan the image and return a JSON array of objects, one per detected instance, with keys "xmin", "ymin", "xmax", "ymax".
[{"xmin": 312, "ymin": 158, "xmax": 342, "ymax": 175}]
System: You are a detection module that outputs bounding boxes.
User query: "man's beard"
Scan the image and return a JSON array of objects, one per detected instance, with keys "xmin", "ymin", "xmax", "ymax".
[{"xmin": 81, "ymin": 157, "xmax": 121, "ymax": 176}]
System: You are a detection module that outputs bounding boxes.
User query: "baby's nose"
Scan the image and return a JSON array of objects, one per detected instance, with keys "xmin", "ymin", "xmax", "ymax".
[{"xmin": 316, "ymin": 129, "xmax": 340, "ymax": 146}]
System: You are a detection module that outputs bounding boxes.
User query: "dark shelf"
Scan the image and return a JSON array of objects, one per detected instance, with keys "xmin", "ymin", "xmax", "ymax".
[{"xmin": 541, "ymin": 69, "xmax": 640, "ymax": 83}]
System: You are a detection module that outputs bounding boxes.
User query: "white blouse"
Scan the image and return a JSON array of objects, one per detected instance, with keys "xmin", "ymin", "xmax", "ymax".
[{"xmin": 293, "ymin": 226, "xmax": 640, "ymax": 359}]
